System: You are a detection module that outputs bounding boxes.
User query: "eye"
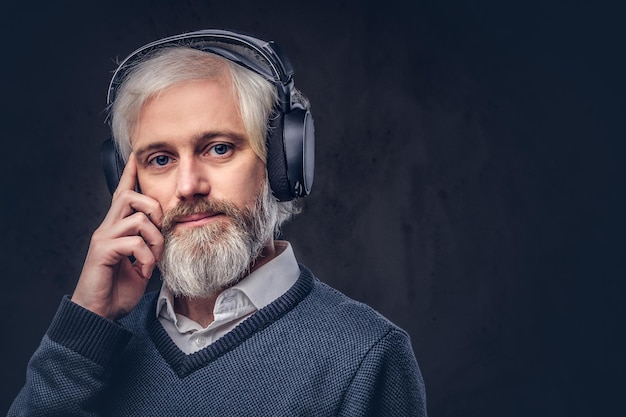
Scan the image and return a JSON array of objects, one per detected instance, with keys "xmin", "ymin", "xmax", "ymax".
[
  {"xmin": 149, "ymin": 155, "xmax": 171, "ymax": 166},
  {"xmin": 209, "ymin": 143, "xmax": 233, "ymax": 157}
]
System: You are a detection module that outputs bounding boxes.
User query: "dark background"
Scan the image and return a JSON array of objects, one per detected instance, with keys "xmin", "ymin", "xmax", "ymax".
[{"xmin": 1, "ymin": 0, "xmax": 624, "ymax": 415}]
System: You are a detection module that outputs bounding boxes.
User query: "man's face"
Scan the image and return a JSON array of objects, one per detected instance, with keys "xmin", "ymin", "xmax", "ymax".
[
  {"xmin": 131, "ymin": 78, "xmax": 266, "ymax": 228},
  {"xmin": 130, "ymin": 77, "xmax": 272, "ymax": 297}
]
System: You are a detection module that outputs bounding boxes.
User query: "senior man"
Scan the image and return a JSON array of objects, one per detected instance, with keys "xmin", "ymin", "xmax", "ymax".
[{"xmin": 9, "ymin": 29, "xmax": 427, "ymax": 416}]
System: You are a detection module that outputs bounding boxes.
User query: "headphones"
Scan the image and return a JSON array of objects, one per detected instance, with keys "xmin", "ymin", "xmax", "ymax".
[{"xmin": 101, "ymin": 29, "xmax": 314, "ymax": 202}]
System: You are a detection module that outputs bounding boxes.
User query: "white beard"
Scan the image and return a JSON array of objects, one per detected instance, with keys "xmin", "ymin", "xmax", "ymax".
[{"xmin": 157, "ymin": 181, "xmax": 285, "ymax": 299}]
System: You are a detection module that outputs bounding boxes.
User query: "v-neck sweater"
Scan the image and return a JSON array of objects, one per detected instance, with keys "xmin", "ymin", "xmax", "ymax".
[{"xmin": 9, "ymin": 265, "xmax": 427, "ymax": 416}]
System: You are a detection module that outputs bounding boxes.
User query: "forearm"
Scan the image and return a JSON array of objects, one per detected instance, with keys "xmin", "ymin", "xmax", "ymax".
[{"xmin": 8, "ymin": 297, "xmax": 132, "ymax": 417}]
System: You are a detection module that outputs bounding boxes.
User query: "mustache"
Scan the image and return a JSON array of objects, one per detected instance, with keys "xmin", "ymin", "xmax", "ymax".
[{"xmin": 161, "ymin": 198, "xmax": 250, "ymax": 235}]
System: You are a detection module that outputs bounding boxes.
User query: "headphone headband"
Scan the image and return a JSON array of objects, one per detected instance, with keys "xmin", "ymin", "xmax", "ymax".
[{"xmin": 107, "ymin": 29, "xmax": 294, "ymax": 109}]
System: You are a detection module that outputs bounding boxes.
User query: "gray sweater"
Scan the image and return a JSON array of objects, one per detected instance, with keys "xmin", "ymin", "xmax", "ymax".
[{"xmin": 9, "ymin": 266, "xmax": 427, "ymax": 416}]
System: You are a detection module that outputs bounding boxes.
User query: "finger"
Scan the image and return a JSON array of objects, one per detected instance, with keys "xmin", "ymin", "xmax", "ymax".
[
  {"xmin": 107, "ymin": 153, "xmax": 164, "ymax": 227},
  {"xmin": 109, "ymin": 235, "xmax": 158, "ymax": 279},
  {"xmin": 104, "ymin": 190, "xmax": 164, "ymax": 228},
  {"xmin": 103, "ymin": 212, "xmax": 164, "ymax": 261},
  {"xmin": 131, "ymin": 196, "xmax": 164, "ymax": 229},
  {"xmin": 138, "ymin": 225, "xmax": 165, "ymax": 263},
  {"xmin": 113, "ymin": 153, "xmax": 138, "ymax": 197}
]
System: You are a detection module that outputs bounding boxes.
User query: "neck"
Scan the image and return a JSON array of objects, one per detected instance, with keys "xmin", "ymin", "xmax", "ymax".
[{"xmin": 173, "ymin": 238, "xmax": 277, "ymax": 327}]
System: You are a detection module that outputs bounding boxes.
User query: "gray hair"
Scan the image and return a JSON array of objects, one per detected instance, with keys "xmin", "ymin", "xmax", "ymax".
[{"xmin": 109, "ymin": 46, "xmax": 277, "ymax": 163}]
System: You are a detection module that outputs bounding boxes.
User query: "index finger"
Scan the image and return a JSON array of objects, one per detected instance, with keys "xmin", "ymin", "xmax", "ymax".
[{"xmin": 113, "ymin": 153, "xmax": 138, "ymax": 197}]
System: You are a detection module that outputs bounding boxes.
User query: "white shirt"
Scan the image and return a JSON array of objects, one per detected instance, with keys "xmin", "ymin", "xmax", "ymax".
[{"xmin": 156, "ymin": 241, "xmax": 300, "ymax": 354}]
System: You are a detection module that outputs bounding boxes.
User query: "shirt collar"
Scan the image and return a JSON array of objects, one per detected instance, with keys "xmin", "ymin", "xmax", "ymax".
[{"xmin": 235, "ymin": 240, "xmax": 299, "ymax": 310}]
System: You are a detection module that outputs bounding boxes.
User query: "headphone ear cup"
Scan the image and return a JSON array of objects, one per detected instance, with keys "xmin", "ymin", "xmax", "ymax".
[
  {"xmin": 266, "ymin": 114, "xmax": 293, "ymax": 201},
  {"xmin": 100, "ymin": 138, "xmax": 125, "ymax": 195},
  {"xmin": 283, "ymin": 107, "xmax": 314, "ymax": 198},
  {"xmin": 266, "ymin": 108, "xmax": 315, "ymax": 202}
]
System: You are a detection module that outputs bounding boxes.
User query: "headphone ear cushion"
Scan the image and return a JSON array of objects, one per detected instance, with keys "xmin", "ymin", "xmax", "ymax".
[
  {"xmin": 100, "ymin": 138, "xmax": 125, "ymax": 195},
  {"xmin": 266, "ymin": 114, "xmax": 293, "ymax": 201}
]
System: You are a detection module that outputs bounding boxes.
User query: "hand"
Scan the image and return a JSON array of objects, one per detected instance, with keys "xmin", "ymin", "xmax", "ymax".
[{"xmin": 71, "ymin": 154, "xmax": 164, "ymax": 320}]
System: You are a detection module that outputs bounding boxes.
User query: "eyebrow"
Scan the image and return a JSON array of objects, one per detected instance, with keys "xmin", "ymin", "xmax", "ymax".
[{"xmin": 133, "ymin": 130, "xmax": 248, "ymax": 160}]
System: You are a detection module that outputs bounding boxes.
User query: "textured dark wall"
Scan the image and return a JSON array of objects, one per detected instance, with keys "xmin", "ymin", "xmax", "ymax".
[{"xmin": 1, "ymin": 1, "xmax": 624, "ymax": 415}]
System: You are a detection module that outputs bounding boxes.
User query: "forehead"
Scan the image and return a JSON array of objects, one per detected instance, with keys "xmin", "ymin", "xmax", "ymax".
[{"xmin": 131, "ymin": 78, "xmax": 246, "ymax": 147}]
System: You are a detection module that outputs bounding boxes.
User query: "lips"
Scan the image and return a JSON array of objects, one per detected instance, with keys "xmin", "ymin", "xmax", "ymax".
[{"xmin": 175, "ymin": 211, "xmax": 222, "ymax": 227}]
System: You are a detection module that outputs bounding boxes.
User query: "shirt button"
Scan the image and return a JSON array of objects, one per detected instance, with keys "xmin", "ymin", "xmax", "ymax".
[{"xmin": 194, "ymin": 336, "xmax": 207, "ymax": 347}]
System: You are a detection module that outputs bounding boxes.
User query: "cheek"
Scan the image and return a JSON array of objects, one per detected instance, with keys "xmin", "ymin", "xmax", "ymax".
[
  {"xmin": 246, "ymin": 161, "xmax": 268, "ymax": 194},
  {"xmin": 223, "ymin": 161, "xmax": 267, "ymax": 204},
  {"xmin": 136, "ymin": 172, "xmax": 174, "ymax": 207}
]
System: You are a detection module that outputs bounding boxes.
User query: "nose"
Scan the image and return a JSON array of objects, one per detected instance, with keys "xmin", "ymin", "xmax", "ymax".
[{"xmin": 175, "ymin": 156, "xmax": 210, "ymax": 201}]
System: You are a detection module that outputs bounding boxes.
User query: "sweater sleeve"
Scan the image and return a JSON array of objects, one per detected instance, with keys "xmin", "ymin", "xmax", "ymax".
[
  {"xmin": 337, "ymin": 328, "xmax": 428, "ymax": 417},
  {"xmin": 8, "ymin": 296, "xmax": 133, "ymax": 417}
]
